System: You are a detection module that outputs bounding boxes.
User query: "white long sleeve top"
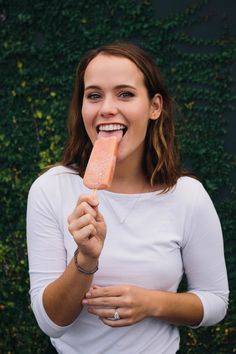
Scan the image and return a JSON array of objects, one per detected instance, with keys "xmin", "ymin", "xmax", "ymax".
[{"xmin": 26, "ymin": 166, "xmax": 229, "ymax": 354}]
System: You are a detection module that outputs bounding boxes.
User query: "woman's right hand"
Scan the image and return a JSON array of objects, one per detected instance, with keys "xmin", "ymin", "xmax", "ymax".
[{"xmin": 67, "ymin": 194, "xmax": 106, "ymax": 260}]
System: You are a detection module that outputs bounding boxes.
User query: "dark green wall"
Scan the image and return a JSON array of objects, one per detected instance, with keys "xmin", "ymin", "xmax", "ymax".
[{"xmin": 0, "ymin": 0, "xmax": 235, "ymax": 352}]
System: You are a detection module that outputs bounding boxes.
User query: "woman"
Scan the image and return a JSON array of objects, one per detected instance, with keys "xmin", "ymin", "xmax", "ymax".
[{"xmin": 27, "ymin": 42, "xmax": 229, "ymax": 354}]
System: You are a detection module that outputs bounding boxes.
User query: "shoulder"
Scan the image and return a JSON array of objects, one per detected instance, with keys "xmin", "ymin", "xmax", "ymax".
[
  {"xmin": 27, "ymin": 165, "xmax": 88, "ymax": 213},
  {"xmin": 173, "ymin": 176, "xmax": 217, "ymax": 220},
  {"xmin": 30, "ymin": 165, "xmax": 76, "ymax": 185},
  {"xmin": 175, "ymin": 176, "xmax": 203, "ymax": 193},
  {"xmin": 28, "ymin": 165, "xmax": 83, "ymax": 196},
  {"xmin": 172, "ymin": 175, "xmax": 204, "ymax": 196},
  {"xmin": 172, "ymin": 176, "xmax": 211, "ymax": 208}
]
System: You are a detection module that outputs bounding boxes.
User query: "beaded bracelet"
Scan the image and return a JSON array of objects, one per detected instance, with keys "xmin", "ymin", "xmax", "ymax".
[{"xmin": 74, "ymin": 248, "xmax": 99, "ymax": 275}]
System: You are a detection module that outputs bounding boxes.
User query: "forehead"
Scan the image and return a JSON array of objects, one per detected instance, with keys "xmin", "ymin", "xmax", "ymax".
[{"xmin": 84, "ymin": 54, "xmax": 145, "ymax": 85}]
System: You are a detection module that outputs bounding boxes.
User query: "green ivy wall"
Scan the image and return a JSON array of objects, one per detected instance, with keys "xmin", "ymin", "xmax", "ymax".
[{"xmin": 0, "ymin": 0, "xmax": 235, "ymax": 352}]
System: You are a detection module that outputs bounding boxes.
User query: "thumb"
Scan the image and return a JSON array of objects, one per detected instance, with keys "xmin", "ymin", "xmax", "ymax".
[{"xmin": 94, "ymin": 206, "xmax": 105, "ymax": 222}]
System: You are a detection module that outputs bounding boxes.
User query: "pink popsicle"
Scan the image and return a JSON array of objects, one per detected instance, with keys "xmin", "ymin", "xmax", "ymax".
[{"xmin": 83, "ymin": 136, "xmax": 118, "ymax": 190}]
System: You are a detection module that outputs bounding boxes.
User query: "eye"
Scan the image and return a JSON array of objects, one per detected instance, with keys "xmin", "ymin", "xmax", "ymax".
[
  {"xmin": 86, "ymin": 92, "xmax": 101, "ymax": 100},
  {"xmin": 118, "ymin": 91, "xmax": 135, "ymax": 98}
]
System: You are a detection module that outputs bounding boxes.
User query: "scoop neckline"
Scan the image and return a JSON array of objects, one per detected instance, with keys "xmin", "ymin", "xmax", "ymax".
[{"xmin": 98, "ymin": 188, "xmax": 171, "ymax": 200}]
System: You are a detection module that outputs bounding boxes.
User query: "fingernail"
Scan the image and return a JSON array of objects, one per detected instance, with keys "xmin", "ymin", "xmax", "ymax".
[
  {"xmin": 82, "ymin": 299, "xmax": 88, "ymax": 305},
  {"xmin": 91, "ymin": 198, "xmax": 99, "ymax": 205}
]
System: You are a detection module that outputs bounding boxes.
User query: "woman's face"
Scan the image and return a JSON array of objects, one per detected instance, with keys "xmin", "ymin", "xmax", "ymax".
[{"xmin": 82, "ymin": 54, "xmax": 162, "ymax": 163}]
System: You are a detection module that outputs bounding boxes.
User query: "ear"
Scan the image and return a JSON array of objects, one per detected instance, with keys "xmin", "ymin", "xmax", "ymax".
[{"xmin": 150, "ymin": 94, "xmax": 163, "ymax": 120}]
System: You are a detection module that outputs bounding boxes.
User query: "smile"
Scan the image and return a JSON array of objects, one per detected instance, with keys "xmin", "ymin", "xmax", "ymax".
[{"xmin": 96, "ymin": 123, "xmax": 127, "ymax": 136}]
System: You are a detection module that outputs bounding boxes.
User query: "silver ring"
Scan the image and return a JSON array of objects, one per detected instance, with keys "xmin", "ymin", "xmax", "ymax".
[{"xmin": 113, "ymin": 308, "xmax": 120, "ymax": 320}]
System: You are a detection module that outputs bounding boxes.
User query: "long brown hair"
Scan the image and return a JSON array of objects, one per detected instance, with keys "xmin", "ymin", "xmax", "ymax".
[{"xmin": 63, "ymin": 42, "xmax": 186, "ymax": 191}]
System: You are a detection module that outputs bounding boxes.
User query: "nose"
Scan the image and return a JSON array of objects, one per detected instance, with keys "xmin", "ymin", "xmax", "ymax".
[{"xmin": 100, "ymin": 96, "xmax": 118, "ymax": 117}]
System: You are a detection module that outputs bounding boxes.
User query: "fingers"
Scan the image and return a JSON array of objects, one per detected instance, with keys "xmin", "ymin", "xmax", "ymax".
[
  {"xmin": 68, "ymin": 212, "xmax": 97, "ymax": 243},
  {"xmin": 77, "ymin": 194, "xmax": 99, "ymax": 208},
  {"xmin": 87, "ymin": 306, "xmax": 130, "ymax": 323},
  {"xmin": 86, "ymin": 285, "xmax": 123, "ymax": 298},
  {"xmin": 101, "ymin": 317, "xmax": 130, "ymax": 328},
  {"xmin": 82, "ymin": 286, "xmax": 128, "ymax": 310},
  {"xmin": 82, "ymin": 285, "xmax": 122, "ymax": 308},
  {"xmin": 83, "ymin": 295, "xmax": 120, "ymax": 307},
  {"xmin": 67, "ymin": 194, "xmax": 100, "ymax": 240},
  {"xmin": 67, "ymin": 194, "xmax": 106, "ymax": 258},
  {"xmin": 82, "ymin": 285, "xmax": 148, "ymax": 327},
  {"xmin": 68, "ymin": 194, "xmax": 99, "ymax": 223},
  {"xmin": 68, "ymin": 213, "xmax": 96, "ymax": 235},
  {"xmin": 86, "ymin": 303, "xmax": 132, "ymax": 328}
]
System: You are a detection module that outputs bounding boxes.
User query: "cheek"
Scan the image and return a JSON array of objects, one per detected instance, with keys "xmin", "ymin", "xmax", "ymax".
[
  {"xmin": 82, "ymin": 104, "xmax": 94, "ymax": 126},
  {"xmin": 81, "ymin": 102, "xmax": 89, "ymax": 119},
  {"xmin": 126, "ymin": 102, "xmax": 151, "ymax": 121},
  {"xmin": 130, "ymin": 108, "xmax": 151, "ymax": 131}
]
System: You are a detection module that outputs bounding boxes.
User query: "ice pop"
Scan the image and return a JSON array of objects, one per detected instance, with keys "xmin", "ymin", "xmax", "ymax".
[{"xmin": 83, "ymin": 136, "xmax": 118, "ymax": 190}]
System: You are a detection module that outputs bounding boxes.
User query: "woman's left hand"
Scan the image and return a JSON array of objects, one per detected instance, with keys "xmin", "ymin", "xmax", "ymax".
[{"xmin": 82, "ymin": 284, "xmax": 151, "ymax": 327}]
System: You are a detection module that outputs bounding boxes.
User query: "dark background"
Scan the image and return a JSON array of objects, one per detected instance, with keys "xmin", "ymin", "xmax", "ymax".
[
  {"xmin": 152, "ymin": 0, "xmax": 236, "ymax": 183},
  {"xmin": 0, "ymin": 0, "xmax": 235, "ymax": 353}
]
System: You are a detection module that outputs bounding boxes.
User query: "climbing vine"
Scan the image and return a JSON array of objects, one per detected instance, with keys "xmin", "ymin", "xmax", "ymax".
[{"xmin": 0, "ymin": 0, "xmax": 235, "ymax": 352}]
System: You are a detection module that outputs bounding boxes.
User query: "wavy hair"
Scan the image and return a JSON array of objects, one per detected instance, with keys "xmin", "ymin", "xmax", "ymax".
[{"xmin": 62, "ymin": 42, "xmax": 187, "ymax": 191}]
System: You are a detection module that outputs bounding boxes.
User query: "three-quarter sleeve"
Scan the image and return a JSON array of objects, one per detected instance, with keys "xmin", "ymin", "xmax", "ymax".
[
  {"xmin": 27, "ymin": 174, "xmax": 75, "ymax": 337},
  {"xmin": 182, "ymin": 182, "xmax": 229, "ymax": 327}
]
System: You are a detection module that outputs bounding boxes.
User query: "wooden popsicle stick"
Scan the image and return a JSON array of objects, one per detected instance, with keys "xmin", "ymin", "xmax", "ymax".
[{"xmin": 92, "ymin": 189, "xmax": 97, "ymax": 197}]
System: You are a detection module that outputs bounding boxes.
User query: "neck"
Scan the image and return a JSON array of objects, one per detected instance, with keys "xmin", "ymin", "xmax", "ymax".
[{"xmin": 109, "ymin": 157, "xmax": 148, "ymax": 194}]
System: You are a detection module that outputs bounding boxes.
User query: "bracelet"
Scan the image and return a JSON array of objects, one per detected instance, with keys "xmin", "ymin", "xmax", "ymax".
[{"xmin": 74, "ymin": 248, "xmax": 98, "ymax": 275}]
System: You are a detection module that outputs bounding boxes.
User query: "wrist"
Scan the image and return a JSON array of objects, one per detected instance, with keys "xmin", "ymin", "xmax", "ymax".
[
  {"xmin": 146, "ymin": 290, "xmax": 163, "ymax": 318},
  {"xmin": 74, "ymin": 248, "xmax": 99, "ymax": 275}
]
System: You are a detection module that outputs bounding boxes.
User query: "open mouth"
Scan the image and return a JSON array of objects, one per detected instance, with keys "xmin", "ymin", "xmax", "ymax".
[{"xmin": 96, "ymin": 123, "xmax": 127, "ymax": 137}]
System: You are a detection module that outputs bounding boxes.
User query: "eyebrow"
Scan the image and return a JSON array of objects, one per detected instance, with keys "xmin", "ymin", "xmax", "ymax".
[{"xmin": 84, "ymin": 84, "xmax": 136, "ymax": 91}]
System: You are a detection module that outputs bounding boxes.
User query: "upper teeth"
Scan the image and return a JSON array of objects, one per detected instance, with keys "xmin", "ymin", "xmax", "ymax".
[{"xmin": 98, "ymin": 124, "xmax": 126, "ymax": 131}]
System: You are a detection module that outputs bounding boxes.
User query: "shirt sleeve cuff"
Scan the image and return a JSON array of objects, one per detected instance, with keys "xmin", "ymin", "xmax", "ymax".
[
  {"xmin": 187, "ymin": 290, "xmax": 229, "ymax": 329},
  {"xmin": 31, "ymin": 287, "xmax": 78, "ymax": 338}
]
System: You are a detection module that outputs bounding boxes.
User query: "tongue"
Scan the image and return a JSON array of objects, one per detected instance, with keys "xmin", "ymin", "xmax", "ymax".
[{"xmin": 98, "ymin": 130, "xmax": 123, "ymax": 144}]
